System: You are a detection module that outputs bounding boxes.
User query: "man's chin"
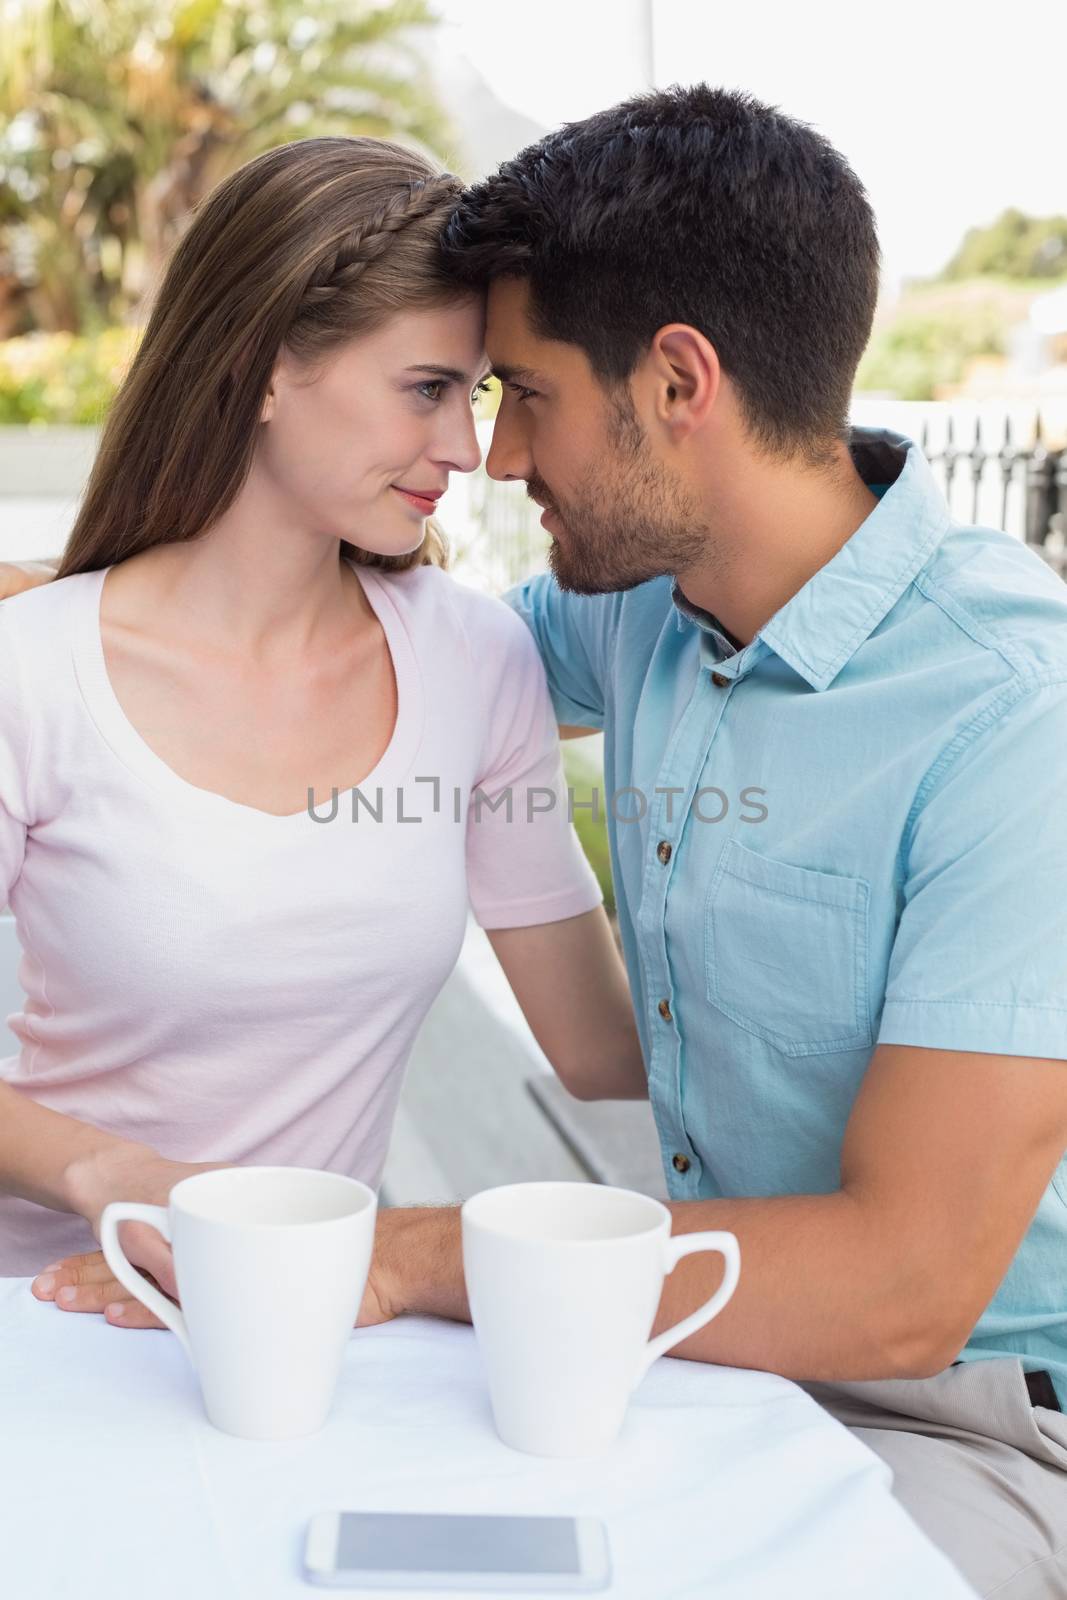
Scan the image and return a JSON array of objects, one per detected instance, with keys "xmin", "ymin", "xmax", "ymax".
[
  {"xmin": 547, "ymin": 540, "xmax": 597, "ymax": 595},
  {"xmin": 547, "ymin": 539, "xmax": 642, "ymax": 597}
]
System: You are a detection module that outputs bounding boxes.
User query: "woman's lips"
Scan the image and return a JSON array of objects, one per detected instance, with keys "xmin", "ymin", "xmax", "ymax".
[{"xmin": 392, "ymin": 487, "xmax": 442, "ymax": 516}]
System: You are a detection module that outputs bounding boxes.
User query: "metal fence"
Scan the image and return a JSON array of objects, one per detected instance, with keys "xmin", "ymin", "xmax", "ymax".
[{"xmin": 919, "ymin": 412, "xmax": 1067, "ymax": 578}]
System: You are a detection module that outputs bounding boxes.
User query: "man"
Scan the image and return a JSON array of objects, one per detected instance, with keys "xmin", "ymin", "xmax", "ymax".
[
  {"xmin": 380, "ymin": 85, "xmax": 1067, "ymax": 1597},
  {"xmin": 7, "ymin": 84, "xmax": 1067, "ymax": 1596}
]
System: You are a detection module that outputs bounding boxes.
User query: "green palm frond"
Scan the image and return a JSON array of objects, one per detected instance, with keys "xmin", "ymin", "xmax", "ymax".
[{"xmin": 0, "ymin": 0, "xmax": 452, "ymax": 334}]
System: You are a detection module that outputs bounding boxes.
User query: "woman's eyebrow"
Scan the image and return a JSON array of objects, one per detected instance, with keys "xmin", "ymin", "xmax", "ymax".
[{"xmin": 404, "ymin": 363, "xmax": 489, "ymax": 384}]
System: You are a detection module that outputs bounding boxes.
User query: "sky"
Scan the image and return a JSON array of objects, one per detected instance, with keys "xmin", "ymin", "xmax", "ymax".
[{"xmin": 434, "ymin": 0, "xmax": 1067, "ymax": 295}]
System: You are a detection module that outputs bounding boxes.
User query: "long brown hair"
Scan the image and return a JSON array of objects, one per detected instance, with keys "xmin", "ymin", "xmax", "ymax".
[{"xmin": 58, "ymin": 138, "xmax": 467, "ymax": 580}]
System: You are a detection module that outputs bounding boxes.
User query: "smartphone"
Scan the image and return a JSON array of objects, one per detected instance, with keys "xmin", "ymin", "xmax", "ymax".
[{"xmin": 303, "ymin": 1510, "xmax": 611, "ymax": 1592}]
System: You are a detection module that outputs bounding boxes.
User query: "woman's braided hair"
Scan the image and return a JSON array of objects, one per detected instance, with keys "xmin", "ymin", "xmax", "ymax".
[
  {"xmin": 300, "ymin": 173, "xmax": 465, "ymax": 315},
  {"xmin": 60, "ymin": 138, "xmax": 469, "ymax": 580}
]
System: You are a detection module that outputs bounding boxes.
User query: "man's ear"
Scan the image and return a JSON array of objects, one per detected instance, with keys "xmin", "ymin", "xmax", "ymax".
[{"xmin": 648, "ymin": 323, "xmax": 720, "ymax": 437}]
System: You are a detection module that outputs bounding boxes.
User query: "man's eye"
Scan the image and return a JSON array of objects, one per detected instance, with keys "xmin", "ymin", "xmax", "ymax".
[{"xmin": 506, "ymin": 383, "xmax": 537, "ymax": 403}]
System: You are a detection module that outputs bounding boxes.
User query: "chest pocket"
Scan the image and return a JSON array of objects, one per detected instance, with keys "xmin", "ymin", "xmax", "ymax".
[{"xmin": 705, "ymin": 838, "xmax": 874, "ymax": 1057}]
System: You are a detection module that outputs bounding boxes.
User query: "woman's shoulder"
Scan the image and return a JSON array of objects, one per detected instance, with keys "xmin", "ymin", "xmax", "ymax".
[
  {"xmin": 367, "ymin": 561, "xmax": 536, "ymax": 659},
  {"xmin": 0, "ymin": 568, "xmax": 98, "ymax": 689},
  {"xmin": 1, "ymin": 566, "xmax": 97, "ymax": 622},
  {"xmin": 0, "ymin": 574, "xmax": 94, "ymax": 779}
]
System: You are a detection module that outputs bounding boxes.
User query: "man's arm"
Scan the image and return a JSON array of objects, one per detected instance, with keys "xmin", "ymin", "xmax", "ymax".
[
  {"xmin": 503, "ymin": 575, "xmax": 609, "ymax": 733},
  {"xmin": 486, "ymin": 908, "xmax": 648, "ymax": 1101},
  {"xmin": 370, "ymin": 1042, "xmax": 1067, "ymax": 1379},
  {"xmin": 0, "ymin": 561, "xmax": 59, "ymax": 598}
]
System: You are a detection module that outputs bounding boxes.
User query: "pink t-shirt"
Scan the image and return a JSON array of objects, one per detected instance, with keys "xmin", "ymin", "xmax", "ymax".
[{"xmin": 0, "ymin": 560, "xmax": 601, "ymax": 1272}]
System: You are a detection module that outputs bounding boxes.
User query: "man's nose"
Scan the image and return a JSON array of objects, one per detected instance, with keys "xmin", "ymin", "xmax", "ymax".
[{"xmin": 485, "ymin": 410, "xmax": 533, "ymax": 483}]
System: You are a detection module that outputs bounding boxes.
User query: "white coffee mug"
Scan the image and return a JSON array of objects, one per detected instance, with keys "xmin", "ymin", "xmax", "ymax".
[
  {"xmin": 100, "ymin": 1166, "xmax": 376, "ymax": 1441},
  {"xmin": 461, "ymin": 1181, "xmax": 740, "ymax": 1458}
]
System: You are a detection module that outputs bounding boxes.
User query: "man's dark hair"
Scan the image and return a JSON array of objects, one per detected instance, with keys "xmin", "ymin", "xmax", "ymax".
[{"xmin": 440, "ymin": 84, "xmax": 881, "ymax": 464}]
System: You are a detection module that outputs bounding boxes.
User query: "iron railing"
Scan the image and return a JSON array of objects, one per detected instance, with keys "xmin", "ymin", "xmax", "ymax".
[{"xmin": 919, "ymin": 412, "xmax": 1066, "ymax": 577}]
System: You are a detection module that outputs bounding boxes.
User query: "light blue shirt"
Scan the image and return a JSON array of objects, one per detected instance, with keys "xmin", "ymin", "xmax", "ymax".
[{"xmin": 505, "ymin": 426, "xmax": 1067, "ymax": 1401}]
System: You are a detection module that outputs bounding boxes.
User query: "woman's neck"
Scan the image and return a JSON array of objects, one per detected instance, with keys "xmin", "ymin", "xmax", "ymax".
[{"xmin": 109, "ymin": 486, "xmax": 373, "ymax": 665}]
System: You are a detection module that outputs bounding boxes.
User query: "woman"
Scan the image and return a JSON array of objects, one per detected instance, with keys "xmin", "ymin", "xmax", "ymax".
[{"xmin": 0, "ymin": 136, "xmax": 645, "ymax": 1321}]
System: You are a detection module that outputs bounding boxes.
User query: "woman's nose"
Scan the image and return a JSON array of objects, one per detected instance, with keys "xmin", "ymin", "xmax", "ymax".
[{"xmin": 438, "ymin": 410, "xmax": 482, "ymax": 476}]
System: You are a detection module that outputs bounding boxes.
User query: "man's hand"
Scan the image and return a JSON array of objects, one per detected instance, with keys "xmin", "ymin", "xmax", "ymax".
[
  {"xmin": 30, "ymin": 1239, "xmax": 400, "ymax": 1329},
  {"xmin": 0, "ymin": 560, "xmax": 59, "ymax": 599},
  {"xmin": 30, "ymin": 1201, "xmax": 464, "ymax": 1331},
  {"xmin": 32, "ymin": 1249, "xmax": 172, "ymax": 1329}
]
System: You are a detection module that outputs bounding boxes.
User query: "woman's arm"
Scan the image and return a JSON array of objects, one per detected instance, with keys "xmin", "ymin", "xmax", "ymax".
[
  {"xmin": 487, "ymin": 907, "xmax": 648, "ymax": 1101},
  {"xmin": 0, "ymin": 1080, "xmax": 226, "ymax": 1240},
  {"xmin": 0, "ymin": 1080, "xmax": 138, "ymax": 1216}
]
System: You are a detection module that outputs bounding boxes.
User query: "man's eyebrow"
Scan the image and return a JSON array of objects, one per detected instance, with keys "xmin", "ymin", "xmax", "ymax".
[{"xmin": 491, "ymin": 364, "xmax": 545, "ymax": 387}]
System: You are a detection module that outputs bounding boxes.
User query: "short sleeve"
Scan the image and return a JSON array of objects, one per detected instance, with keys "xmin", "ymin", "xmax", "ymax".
[
  {"xmin": 502, "ymin": 574, "xmax": 613, "ymax": 729},
  {"xmin": 878, "ymin": 680, "xmax": 1067, "ymax": 1058},
  {"xmin": 0, "ymin": 611, "xmax": 31, "ymax": 904},
  {"xmin": 466, "ymin": 605, "xmax": 603, "ymax": 930}
]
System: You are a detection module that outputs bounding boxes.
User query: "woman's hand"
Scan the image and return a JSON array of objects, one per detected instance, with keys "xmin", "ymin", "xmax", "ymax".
[{"xmin": 54, "ymin": 1144, "xmax": 235, "ymax": 1314}]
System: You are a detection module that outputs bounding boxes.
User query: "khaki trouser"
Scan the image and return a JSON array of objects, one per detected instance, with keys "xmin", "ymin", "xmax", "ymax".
[{"xmin": 801, "ymin": 1360, "xmax": 1067, "ymax": 1598}]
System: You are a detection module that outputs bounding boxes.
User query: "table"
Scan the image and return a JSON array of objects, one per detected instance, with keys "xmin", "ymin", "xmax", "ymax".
[{"xmin": 1, "ymin": 1279, "xmax": 976, "ymax": 1599}]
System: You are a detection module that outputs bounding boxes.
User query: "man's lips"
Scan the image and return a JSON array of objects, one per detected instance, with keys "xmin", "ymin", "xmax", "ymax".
[
  {"xmin": 528, "ymin": 492, "xmax": 562, "ymax": 529},
  {"xmin": 392, "ymin": 486, "xmax": 445, "ymax": 514}
]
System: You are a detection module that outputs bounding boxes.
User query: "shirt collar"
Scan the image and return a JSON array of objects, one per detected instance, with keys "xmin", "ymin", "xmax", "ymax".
[{"xmin": 670, "ymin": 426, "xmax": 952, "ymax": 692}]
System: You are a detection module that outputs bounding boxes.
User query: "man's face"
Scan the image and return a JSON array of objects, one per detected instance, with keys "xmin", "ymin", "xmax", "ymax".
[{"xmin": 484, "ymin": 277, "xmax": 707, "ymax": 594}]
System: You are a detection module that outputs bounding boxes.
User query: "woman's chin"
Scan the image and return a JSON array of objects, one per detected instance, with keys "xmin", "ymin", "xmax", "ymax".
[{"xmin": 341, "ymin": 531, "xmax": 426, "ymax": 559}]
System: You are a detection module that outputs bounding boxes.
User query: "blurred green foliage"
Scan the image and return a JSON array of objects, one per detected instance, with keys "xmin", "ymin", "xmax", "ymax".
[
  {"xmin": 855, "ymin": 290, "xmax": 1009, "ymax": 401},
  {"xmin": 0, "ymin": 0, "xmax": 450, "ymax": 338},
  {"xmin": 940, "ymin": 208, "xmax": 1067, "ymax": 282},
  {"xmin": 0, "ymin": 326, "xmax": 139, "ymax": 422},
  {"xmin": 856, "ymin": 208, "xmax": 1067, "ymax": 400}
]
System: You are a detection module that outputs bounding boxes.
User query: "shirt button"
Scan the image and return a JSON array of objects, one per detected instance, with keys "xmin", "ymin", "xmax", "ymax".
[
  {"xmin": 657, "ymin": 840, "xmax": 672, "ymax": 865},
  {"xmin": 711, "ymin": 671, "xmax": 730, "ymax": 687},
  {"xmin": 658, "ymin": 998, "xmax": 673, "ymax": 1022},
  {"xmin": 672, "ymin": 1153, "xmax": 691, "ymax": 1174}
]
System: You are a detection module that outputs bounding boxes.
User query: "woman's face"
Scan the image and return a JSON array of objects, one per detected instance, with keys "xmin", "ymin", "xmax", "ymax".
[{"xmin": 255, "ymin": 294, "xmax": 488, "ymax": 557}]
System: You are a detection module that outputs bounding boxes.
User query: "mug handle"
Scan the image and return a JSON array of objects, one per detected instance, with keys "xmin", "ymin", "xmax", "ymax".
[
  {"xmin": 639, "ymin": 1229, "xmax": 741, "ymax": 1375},
  {"xmin": 99, "ymin": 1201, "xmax": 192, "ymax": 1359}
]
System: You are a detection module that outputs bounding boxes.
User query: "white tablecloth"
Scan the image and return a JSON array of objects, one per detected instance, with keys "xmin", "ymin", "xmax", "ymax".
[{"xmin": 0, "ymin": 1278, "xmax": 976, "ymax": 1599}]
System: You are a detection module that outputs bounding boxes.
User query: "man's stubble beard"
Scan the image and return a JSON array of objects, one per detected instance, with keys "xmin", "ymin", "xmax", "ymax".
[{"xmin": 540, "ymin": 390, "xmax": 712, "ymax": 596}]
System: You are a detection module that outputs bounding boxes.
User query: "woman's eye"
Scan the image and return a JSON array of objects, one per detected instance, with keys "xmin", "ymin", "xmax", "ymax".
[
  {"xmin": 417, "ymin": 380, "xmax": 444, "ymax": 402},
  {"xmin": 472, "ymin": 379, "xmax": 492, "ymax": 403}
]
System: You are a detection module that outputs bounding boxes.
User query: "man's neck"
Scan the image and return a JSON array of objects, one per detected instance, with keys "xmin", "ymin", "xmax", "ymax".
[{"xmin": 674, "ymin": 445, "xmax": 881, "ymax": 647}]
